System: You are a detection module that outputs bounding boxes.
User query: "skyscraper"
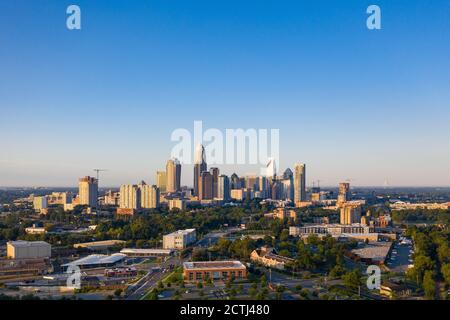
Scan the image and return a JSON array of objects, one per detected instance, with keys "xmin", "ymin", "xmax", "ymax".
[
  {"xmin": 258, "ymin": 176, "xmax": 268, "ymax": 198},
  {"xmin": 199, "ymin": 171, "xmax": 213, "ymax": 200},
  {"xmin": 210, "ymin": 167, "xmax": 219, "ymax": 198},
  {"xmin": 139, "ymin": 183, "xmax": 160, "ymax": 209},
  {"xmin": 266, "ymin": 158, "xmax": 277, "ymax": 179},
  {"xmin": 283, "ymin": 168, "xmax": 294, "ymax": 201},
  {"xmin": 119, "ymin": 184, "xmax": 141, "ymax": 209},
  {"xmin": 294, "ymin": 163, "xmax": 306, "ymax": 203},
  {"xmin": 166, "ymin": 158, "xmax": 181, "ymax": 193},
  {"xmin": 217, "ymin": 175, "xmax": 231, "ymax": 201},
  {"xmin": 230, "ymin": 173, "xmax": 241, "ymax": 189},
  {"xmin": 78, "ymin": 176, "xmax": 98, "ymax": 208},
  {"xmin": 338, "ymin": 182, "xmax": 350, "ymax": 205},
  {"xmin": 193, "ymin": 144, "xmax": 207, "ymax": 196},
  {"xmin": 156, "ymin": 171, "xmax": 167, "ymax": 193}
]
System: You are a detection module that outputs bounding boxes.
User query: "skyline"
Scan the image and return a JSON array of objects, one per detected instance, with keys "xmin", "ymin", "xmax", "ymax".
[{"xmin": 1, "ymin": 0, "xmax": 450, "ymax": 187}]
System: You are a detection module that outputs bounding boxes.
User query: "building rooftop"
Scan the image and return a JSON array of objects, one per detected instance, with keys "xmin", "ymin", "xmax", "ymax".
[
  {"xmin": 183, "ymin": 260, "xmax": 246, "ymax": 270},
  {"xmin": 62, "ymin": 253, "xmax": 126, "ymax": 267},
  {"xmin": 120, "ymin": 248, "xmax": 174, "ymax": 254},
  {"xmin": 165, "ymin": 228, "xmax": 196, "ymax": 236},
  {"xmin": 7, "ymin": 240, "xmax": 50, "ymax": 248},
  {"xmin": 73, "ymin": 240, "xmax": 126, "ymax": 248},
  {"xmin": 351, "ymin": 242, "xmax": 392, "ymax": 262}
]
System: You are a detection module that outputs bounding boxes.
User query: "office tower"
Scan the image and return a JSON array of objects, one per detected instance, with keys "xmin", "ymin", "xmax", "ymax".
[
  {"xmin": 283, "ymin": 168, "xmax": 294, "ymax": 201},
  {"xmin": 78, "ymin": 176, "xmax": 98, "ymax": 208},
  {"xmin": 210, "ymin": 167, "xmax": 219, "ymax": 198},
  {"xmin": 266, "ymin": 157, "xmax": 277, "ymax": 179},
  {"xmin": 139, "ymin": 182, "xmax": 160, "ymax": 209},
  {"xmin": 246, "ymin": 176, "xmax": 259, "ymax": 191},
  {"xmin": 166, "ymin": 158, "xmax": 181, "ymax": 193},
  {"xmin": 119, "ymin": 184, "xmax": 141, "ymax": 209},
  {"xmin": 230, "ymin": 173, "xmax": 241, "ymax": 189},
  {"xmin": 199, "ymin": 171, "xmax": 213, "ymax": 200},
  {"xmin": 338, "ymin": 182, "xmax": 351, "ymax": 204},
  {"xmin": 33, "ymin": 196, "xmax": 48, "ymax": 212},
  {"xmin": 156, "ymin": 171, "xmax": 167, "ymax": 193},
  {"xmin": 193, "ymin": 144, "xmax": 207, "ymax": 196},
  {"xmin": 340, "ymin": 204, "xmax": 362, "ymax": 225},
  {"xmin": 217, "ymin": 175, "xmax": 231, "ymax": 201},
  {"xmin": 294, "ymin": 163, "xmax": 306, "ymax": 203},
  {"xmin": 281, "ymin": 178, "xmax": 293, "ymax": 201},
  {"xmin": 258, "ymin": 176, "xmax": 268, "ymax": 198},
  {"xmin": 271, "ymin": 180, "xmax": 281, "ymax": 200}
]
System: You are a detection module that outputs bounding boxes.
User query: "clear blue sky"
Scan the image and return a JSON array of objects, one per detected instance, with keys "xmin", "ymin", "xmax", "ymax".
[{"xmin": 1, "ymin": 0, "xmax": 450, "ymax": 187}]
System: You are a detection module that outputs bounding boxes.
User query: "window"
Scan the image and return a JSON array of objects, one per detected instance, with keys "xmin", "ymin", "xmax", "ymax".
[
  {"xmin": 222, "ymin": 271, "xmax": 228, "ymax": 279},
  {"xmin": 189, "ymin": 272, "xmax": 194, "ymax": 280},
  {"xmin": 238, "ymin": 271, "xmax": 243, "ymax": 278},
  {"xmin": 196, "ymin": 272, "xmax": 202, "ymax": 280}
]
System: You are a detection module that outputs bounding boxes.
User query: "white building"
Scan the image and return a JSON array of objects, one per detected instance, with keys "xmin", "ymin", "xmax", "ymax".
[{"xmin": 163, "ymin": 228, "xmax": 196, "ymax": 249}]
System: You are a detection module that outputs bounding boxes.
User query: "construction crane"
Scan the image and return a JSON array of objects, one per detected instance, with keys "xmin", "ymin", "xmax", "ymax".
[{"xmin": 93, "ymin": 169, "xmax": 108, "ymax": 184}]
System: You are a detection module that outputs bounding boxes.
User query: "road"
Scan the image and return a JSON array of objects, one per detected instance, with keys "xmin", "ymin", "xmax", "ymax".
[{"xmin": 125, "ymin": 256, "xmax": 182, "ymax": 300}]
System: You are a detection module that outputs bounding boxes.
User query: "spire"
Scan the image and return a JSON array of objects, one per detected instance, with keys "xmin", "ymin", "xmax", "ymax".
[{"xmin": 194, "ymin": 143, "xmax": 206, "ymax": 164}]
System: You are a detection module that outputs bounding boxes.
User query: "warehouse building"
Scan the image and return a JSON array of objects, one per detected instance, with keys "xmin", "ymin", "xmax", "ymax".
[
  {"xmin": 61, "ymin": 253, "xmax": 126, "ymax": 271},
  {"xmin": 7, "ymin": 241, "xmax": 51, "ymax": 259}
]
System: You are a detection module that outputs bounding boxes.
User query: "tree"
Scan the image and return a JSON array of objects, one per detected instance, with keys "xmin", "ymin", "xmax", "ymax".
[
  {"xmin": 114, "ymin": 288, "xmax": 122, "ymax": 298},
  {"xmin": 441, "ymin": 263, "xmax": 450, "ymax": 287},
  {"xmin": 423, "ymin": 270, "xmax": 436, "ymax": 300},
  {"xmin": 408, "ymin": 255, "xmax": 435, "ymax": 283},
  {"xmin": 260, "ymin": 275, "xmax": 267, "ymax": 287},
  {"xmin": 342, "ymin": 269, "xmax": 362, "ymax": 290}
]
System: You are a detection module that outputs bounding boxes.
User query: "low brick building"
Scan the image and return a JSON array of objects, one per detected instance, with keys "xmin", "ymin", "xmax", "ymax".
[{"xmin": 183, "ymin": 260, "xmax": 247, "ymax": 282}]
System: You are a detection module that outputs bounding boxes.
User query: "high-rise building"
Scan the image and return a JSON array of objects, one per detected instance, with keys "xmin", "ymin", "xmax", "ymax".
[
  {"xmin": 338, "ymin": 182, "xmax": 351, "ymax": 205},
  {"xmin": 166, "ymin": 158, "xmax": 181, "ymax": 193},
  {"xmin": 258, "ymin": 176, "xmax": 268, "ymax": 198},
  {"xmin": 119, "ymin": 184, "xmax": 141, "ymax": 209},
  {"xmin": 193, "ymin": 144, "xmax": 207, "ymax": 196},
  {"xmin": 199, "ymin": 171, "xmax": 213, "ymax": 200},
  {"xmin": 271, "ymin": 180, "xmax": 282, "ymax": 200},
  {"xmin": 266, "ymin": 158, "xmax": 277, "ymax": 179},
  {"xmin": 294, "ymin": 163, "xmax": 306, "ymax": 203},
  {"xmin": 230, "ymin": 173, "xmax": 241, "ymax": 189},
  {"xmin": 156, "ymin": 171, "xmax": 167, "ymax": 193},
  {"xmin": 217, "ymin": 175, "xmax": 231, "ymax": 201},
  {"xmin": 33, "ymin": 196, "xmax": 48, "ymax": 213},
  {"xmin": 210, "ymin": 167, "xmax": 219, "ymax": 198},
  {"xmin": 104, "ymin": 190, "xmax": 120, "ymax": 206},
  {"xmin": 139, "ymin": 183, "xmax": 160, "ymax": 209},
  {"xmin": 245, "ymin": 176, "xmax": 259, "ymax": 191},
  {"xmin": 340, "ymin": 204, "xmax": 362, "ymax": 225},
  {"xmin": 282, "ymin": 168, "xmax": 294, "ymax": 201},
  {"xmin": 78, "ymin": 176, "xmax": 98, "ymax": 208}
]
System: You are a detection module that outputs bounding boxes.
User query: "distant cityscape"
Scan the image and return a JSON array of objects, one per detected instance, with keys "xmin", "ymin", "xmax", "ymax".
[{"xmin": 0, "ymin": 143, "xmax": 448, "ymax": 301}]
